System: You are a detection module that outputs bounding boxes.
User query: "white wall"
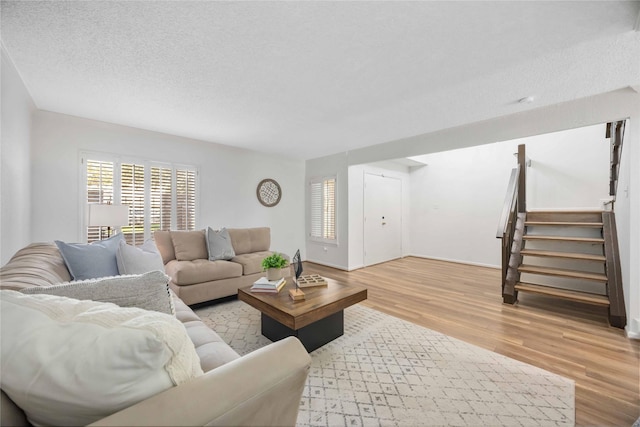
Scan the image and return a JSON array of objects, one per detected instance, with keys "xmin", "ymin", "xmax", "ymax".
[
  {"xmin": 307, "ymin": 88, "xmax": 638, "ymax": 336},
  {"xmin": 409, "ymin": 124, "xmax": 610, "ymax": 267},
  {"xmin": 348, "ymin": 161, "xmax": 411, "ymax": 270},
  {"xmin": 305, "ymin": 152, "xmax": 349, "ymax": 269},
  {"xmin": 364, "ymin": 88, "xmax": 640, "ymax": 337},
  {"xmin": 30, "ymin": 111, "xmax": 306, "ymax": 258},
  {"xmin": 1, "ymin": 47, "xmax": 35, "ymax": 264},
  {"xmin": 615, "ymin": 114, "xmax": 640, "ymax": 339}
]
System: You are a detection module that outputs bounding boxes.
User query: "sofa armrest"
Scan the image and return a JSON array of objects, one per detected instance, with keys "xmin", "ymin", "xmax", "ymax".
[{"xmin": 89, "ymin": 337, "xmax": 311, "ymax": 427}]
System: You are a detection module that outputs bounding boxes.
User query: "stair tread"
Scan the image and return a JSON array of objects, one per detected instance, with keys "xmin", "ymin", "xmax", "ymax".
[
  {"xmin": 515, "ymin": 282, "xmax": 610, "ymax": 306},
  {"xmin": 519, "ymin": 249, "xmax": 606, "ymax": 262},
  {"xmin": 527, "ymin": 210, "xmax": 603, "ymax": 214},
  {"xmin": 525, "ymin": 221, "xmax": 603, "ymax": 227},
  {"xmin": 523, "ymin": 235, "xmax": 604, "ymax": 243},
  {"xmin": 518, "ymin": 264, "xmax": 608, "ymax": 281}
]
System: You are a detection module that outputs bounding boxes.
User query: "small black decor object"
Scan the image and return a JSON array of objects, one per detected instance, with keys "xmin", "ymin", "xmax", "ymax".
[{"xmin": 293, "ymin": 249, "xmax": 303, "ymax": 284}]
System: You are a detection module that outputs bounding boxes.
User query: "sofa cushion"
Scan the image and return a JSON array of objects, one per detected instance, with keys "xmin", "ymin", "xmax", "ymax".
[
  {"xmin": 154, "ymin": 230, "xmax": 176, "ymax": 264},
  {"xmin": 206, "ymin": 227, "xmax": 236, "ymax": 261},
  {"xmin": 165, "ymin": 259, "xmax": 243, "ymax": 286},
  {"xmin": 231, "ymin": 251, "xmax": 276, "ymax": 275},
  {"xmin": 172, "ymin": 294, "xmax": 240, "ymax": 372},
  {"xmin": 0, "ymin": 243, "xmax": 71, "ymax": 290},
  {"xmin": 21, "ymin": 270, "xmax": 175, "ymax": 315},
  {"xmin": 227, "ymin": 227, "xmax": 270, "ymax": 255},
  {"xmin": 116, "ymin": 239, "xmax": 165, "ymax": 275},
  {"xmin": 171, "ymin": 230, "xmax": 207, "ymax": 261},
  {"xmin": 0, "ymin": 290, "xmax": 203, "ymax": 427},
  {"xmin": 54, "ymin": 233, "xmax": 124, "ymax": 280}
]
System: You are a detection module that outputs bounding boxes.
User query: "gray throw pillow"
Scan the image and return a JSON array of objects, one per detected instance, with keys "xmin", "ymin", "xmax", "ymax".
[
  {"xmin": 116, "ymin": 239, "xmax": 165, "ymax": 275},
  {"xmin": 205, "ymin": 227, "xmax": 236, "ymax": 261},
  {"xmin": 21, "ymin": 270, "xmax": 175, "ymax": 315},
  {"xmin": 55, "ymin": 233, "xmax": 124, "ymax": 280}
]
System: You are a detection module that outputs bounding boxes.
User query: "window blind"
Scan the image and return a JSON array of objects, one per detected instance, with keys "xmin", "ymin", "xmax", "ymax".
[
  {"xmin": 86, "ymin": 160, "xmax": 114, "ymax": 242},
  {"xmin": 150, "ymin": 166, "xmax": 172, "ymax": 232},
  {"xmin": 84, "ymin": 155, "xmax": 197, "ymax": 243},
  {"xmin": 176, "ymin": 169, "xmax": 196, "ymax": 231},
  {"xmin": 310, "ymin": 176, "xmax": 336, "ymax": 242},
  {"xmin": 121, "ymin": 163, "xmax": 145, "ymax": 245}
]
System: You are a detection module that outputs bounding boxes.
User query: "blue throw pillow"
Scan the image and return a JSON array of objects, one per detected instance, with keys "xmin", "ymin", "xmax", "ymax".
[{"xmin": 55, "ymin": 234, "xmax": 125, "ymax": 280}]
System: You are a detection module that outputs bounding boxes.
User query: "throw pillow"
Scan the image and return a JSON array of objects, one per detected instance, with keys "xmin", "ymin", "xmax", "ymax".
[
  {"xmin": 55, "ymin": 233, "xmax": 124, "ymax": 280},
  {"xmin": 170, "ymin": 230, "xmax": 207, "ymax": 261},
  {"xmin": 0, "ymin": 290, "xmax": 203, "ymax": 427},
  {"xmin": 205, "ymin": 227, "xmax": 236, "ymax": 261},
  {"xmin": 116, "ymin": 239, "xmax": 165, "ymax": 275},
  {"xmin": 21, "ymin": 270, "xmax": 175, "ymax": 315}
]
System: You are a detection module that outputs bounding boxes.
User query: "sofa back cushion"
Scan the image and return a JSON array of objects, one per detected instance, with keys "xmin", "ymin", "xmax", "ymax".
[
  {"xmin": 154, "ymin": 231, "xmax": 176, "ymax": 264},
  {"xmin": 170, "ymin": 230, "xmax": 207, "ymax": 261},
  {"xmin": 227, "ymin": 227, "xmax": 270, "ymax": 255},
  {"xmin": 0, "ymin": 243, "xmax": 71, "ymax": 290}
]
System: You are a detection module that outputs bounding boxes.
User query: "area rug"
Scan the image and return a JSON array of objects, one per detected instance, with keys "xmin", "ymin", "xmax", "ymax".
[{"xmin": 195, "ymin": 301, "xmax": 574, "ymax": 426}]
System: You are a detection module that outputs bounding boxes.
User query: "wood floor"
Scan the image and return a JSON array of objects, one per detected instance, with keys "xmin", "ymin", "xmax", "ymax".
[{"xmin": 303, "ymin": 257, "xmax": 640, "ymax": 426}]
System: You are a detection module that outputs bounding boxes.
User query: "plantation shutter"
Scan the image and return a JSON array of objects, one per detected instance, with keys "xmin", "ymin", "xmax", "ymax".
[
  {"xmin": 175, "ymin": 168, "xmax": 196, "ymax": 231},
  {"xmin": 121, "ymin": 163, "xmax": 145, "ymax": 245},
  {"xmin": 310, "ymin": 176, "xmax": 336, "ymax": 242},
  {"xmin": 83, "ymin": 153, "xmax": 197, "ymax": 242},
  {"xmin": 323, "ymin": 178, "xmax": 336, "ymax": 240},
  {"xmin": 310, "ymin": 182, "xmax": 323, "ymax": 239},
  {"xmin": 150, "ymin": 166, "xmax": 172, "ymax": 232},
  {"xmin": 86, "ymin": 160, "xmax": 114, "ymax": 242}
]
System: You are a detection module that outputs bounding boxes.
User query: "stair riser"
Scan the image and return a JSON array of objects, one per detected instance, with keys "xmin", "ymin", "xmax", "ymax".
[
  {"xmin": 521, "ymin": 257, "xmax": 605, "ymax": 274},
  {"xmin": 526, "ymin": 211, "xmax": 602, "ymax": 223},
  {"xmin": 519, "ymin": 274, "xmax": 607, "ymax": 294},
  {"xmin": 525, "ymin": 226, "xmax": 602, "ymax": 239},
  {"xmin": 523, "ymin": 240, "xmax": 604, "ymax": 256}
]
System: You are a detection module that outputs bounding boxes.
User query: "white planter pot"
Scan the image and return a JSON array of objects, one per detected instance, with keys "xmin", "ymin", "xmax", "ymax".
[{"xmin": 266, "ymin": 268, "xmax": 283, "ymax": 281}]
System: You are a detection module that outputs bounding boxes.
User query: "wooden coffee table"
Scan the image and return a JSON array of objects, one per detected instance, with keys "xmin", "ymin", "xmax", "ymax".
[{"xmin": 238, "ymin": 277, "xmax": 367, "ymax": 352}]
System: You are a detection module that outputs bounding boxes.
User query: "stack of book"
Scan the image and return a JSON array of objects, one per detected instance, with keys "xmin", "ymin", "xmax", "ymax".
[{"xmin": 250, "ymin": 277, "xmax": 286, "ymax": 293}]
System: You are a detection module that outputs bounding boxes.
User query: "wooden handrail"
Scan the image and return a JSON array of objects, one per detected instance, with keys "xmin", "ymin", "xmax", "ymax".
[{"xmin": 496, "ymin": 165, "xmax": 520, "ymax": 239}]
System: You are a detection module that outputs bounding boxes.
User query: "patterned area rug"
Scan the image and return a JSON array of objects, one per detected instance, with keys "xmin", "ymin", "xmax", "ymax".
[{"xmin": 195, "ymin": 301, "xmax": 574, "ymax": 426}]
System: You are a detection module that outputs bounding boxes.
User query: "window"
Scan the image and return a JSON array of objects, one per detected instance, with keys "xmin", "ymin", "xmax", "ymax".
[
  {"xmin": 310, "ymin": 176, "xmax": 336, "ymax": 242},
  {"xmin": 86, "ymin": 160, "xmax": 114, "ymax": 242},
  {"xmin": 83, "ymin": 154, "xmax": 197, "ymax": 243}
]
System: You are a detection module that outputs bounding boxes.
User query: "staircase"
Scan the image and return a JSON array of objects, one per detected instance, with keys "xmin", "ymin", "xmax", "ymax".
[{"xmin": 505, "ymin": 210, "xmax": 626, "ymax": 328}]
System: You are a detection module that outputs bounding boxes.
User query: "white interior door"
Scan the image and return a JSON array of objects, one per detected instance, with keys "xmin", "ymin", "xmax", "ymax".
[{"xmin": 364, "ymin": 173, "xmax": 402, "ymax": 266}]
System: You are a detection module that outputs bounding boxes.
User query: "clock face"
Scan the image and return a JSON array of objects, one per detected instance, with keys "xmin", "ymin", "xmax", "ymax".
[{"xmin": 257, "ymin": 179, "xmax": 282, "ymax": 207}]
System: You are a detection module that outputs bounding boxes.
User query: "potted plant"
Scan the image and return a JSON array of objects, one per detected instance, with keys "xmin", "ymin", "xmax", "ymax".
[{"xmin": 262, "ymin": 253, "xmax": 289, "ymax": 281}]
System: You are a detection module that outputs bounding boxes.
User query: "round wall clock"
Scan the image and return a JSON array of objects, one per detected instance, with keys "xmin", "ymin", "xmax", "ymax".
[{"xmin": 256, "ymin": 178, "xmax": 282, "ymax": 207}]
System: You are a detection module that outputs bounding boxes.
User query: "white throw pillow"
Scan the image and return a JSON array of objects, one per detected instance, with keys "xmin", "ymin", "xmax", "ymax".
[
  {"xmin": 0, "ymin": 290, "xmax": 203, "ymax": 427},
  {"xmin": 205, "ymin": 227, "xmax": 236, "ymax": 261},
  {"xmin": 21, "ymin": 270, "xmax": 175, "ymax": 315},
  {"xmin": 116, "ymin": 239, "xmax": 165, "ymax": 275}
]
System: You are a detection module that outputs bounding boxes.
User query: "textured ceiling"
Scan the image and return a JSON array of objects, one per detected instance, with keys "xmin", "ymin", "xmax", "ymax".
[{"xmin": 1, "ymin": 1, "xmax": 639, "ymax": 159}]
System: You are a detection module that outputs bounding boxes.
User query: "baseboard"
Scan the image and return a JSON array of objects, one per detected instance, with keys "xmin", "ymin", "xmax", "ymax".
[
  {"xmin": 407, "ymin": 254, "xmax": 500, "ymax": 270},
  {"xmin": 304, "ymin": 259, "xmax": 349, "ymax": 271},
  {"xmin": 625, "ymin": 318, "xmax": 640, "ymax": 340}
]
